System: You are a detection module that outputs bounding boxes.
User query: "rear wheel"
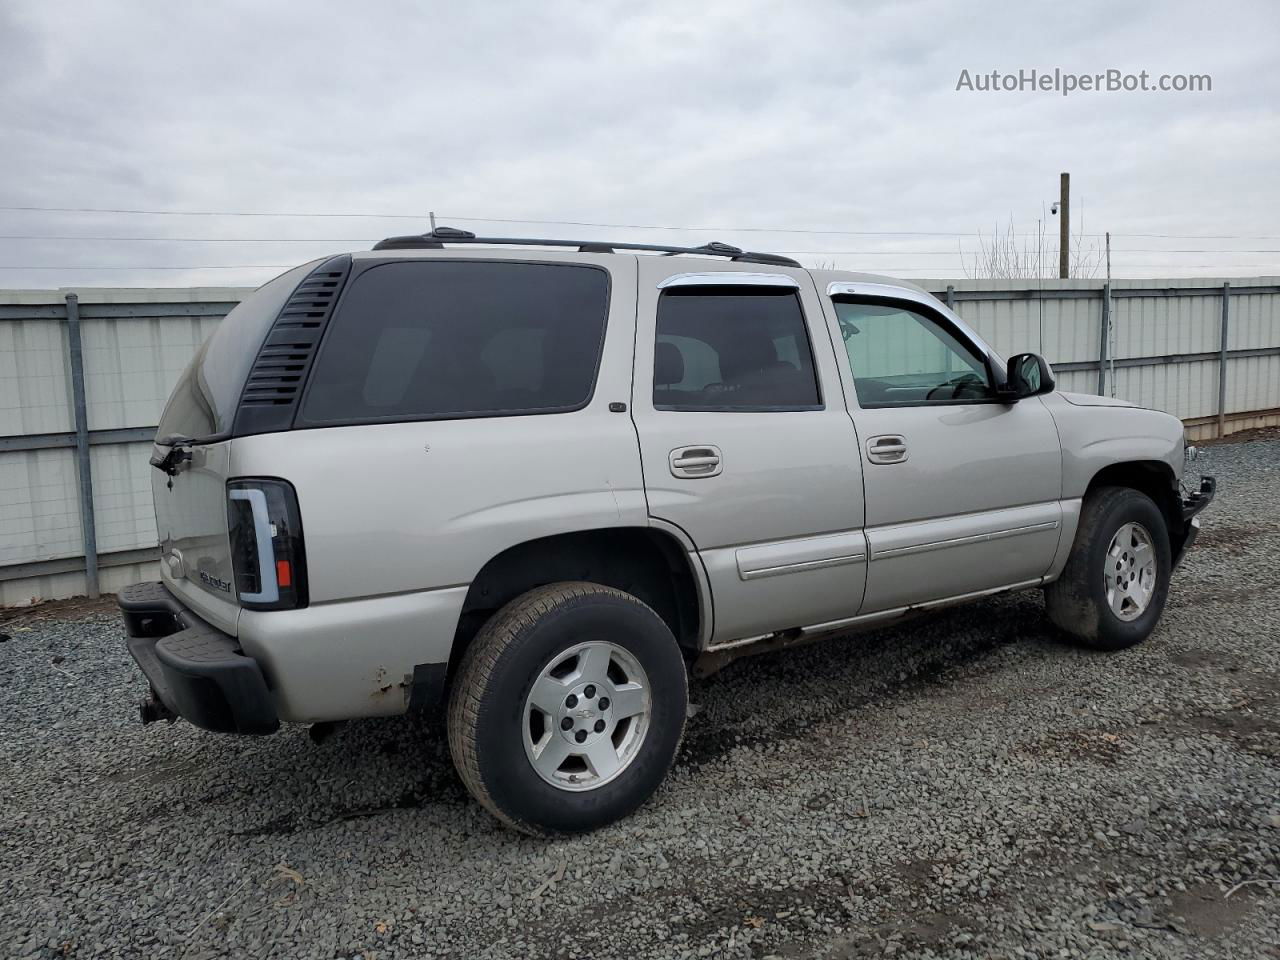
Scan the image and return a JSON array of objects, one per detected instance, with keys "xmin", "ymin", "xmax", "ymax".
[
  {"xmin": 1045, "ymin": 486, "xmax": 1172, "ymax": 650},
  {"xmin": 447, "ymin": 582, "xmax": 688, "ymax": 835}
]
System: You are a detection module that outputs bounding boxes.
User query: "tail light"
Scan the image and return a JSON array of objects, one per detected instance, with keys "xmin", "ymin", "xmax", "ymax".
[{"xmin": 227, "ymin": 479, "xmax": 308, "ymax": 610}]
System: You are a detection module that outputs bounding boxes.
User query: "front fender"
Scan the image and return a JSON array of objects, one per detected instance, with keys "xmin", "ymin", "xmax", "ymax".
[{"xmin": 1041, "ymin": 393, "xmax": 1185, "ymax": 499}]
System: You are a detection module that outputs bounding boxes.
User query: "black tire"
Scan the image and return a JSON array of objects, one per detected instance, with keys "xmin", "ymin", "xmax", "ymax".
[
  {"xmin": 1044, "ymin": 485, "xmax": 1172, "ymax": 650},
  {"xmin": 446, "ymin": 581, "xmax": 688, "ymax": 835}
]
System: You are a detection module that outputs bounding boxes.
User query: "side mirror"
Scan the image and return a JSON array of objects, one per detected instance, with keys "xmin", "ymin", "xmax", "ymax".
[{"xmin": 1003, "ymin": 352, "xmax": 1055, "ymax": 399}]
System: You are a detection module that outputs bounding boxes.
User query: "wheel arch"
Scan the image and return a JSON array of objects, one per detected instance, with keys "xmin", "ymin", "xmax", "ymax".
[
  {"xmin": 1084, "ymin": 460, "xmax": 1183, "ymax": 542},
  {"xmin": 448, "ymin": 526, "xmax": 709, "ymax": 681}
]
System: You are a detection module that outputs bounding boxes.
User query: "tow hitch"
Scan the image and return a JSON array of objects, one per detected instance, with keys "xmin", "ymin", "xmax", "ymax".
[{"xmin": 139, "ymin": 694, "xmax": 177, "ymax": 725}]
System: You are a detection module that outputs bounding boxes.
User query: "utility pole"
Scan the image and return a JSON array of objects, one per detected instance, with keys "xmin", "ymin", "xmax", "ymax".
[
  {"xmin": 429, "ymin": 210, "xmax": 437, "ymax": 232},
  {"xmin": 1105, "ymin": 231, "xmax": 1115, "ymax": 397},
  {"xmin": 1058, "ymin": 172, "xmax": 1070, "ymax": 279}
]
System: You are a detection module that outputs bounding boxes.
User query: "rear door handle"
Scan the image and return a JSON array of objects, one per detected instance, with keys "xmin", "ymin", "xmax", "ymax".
[
  {"xmin": 866, "ymin": 434, "xmax": 908, "ymax": 464},
  {"xmin": 669, "ymin": 445, "xmax": 723, "ymax": 478}
]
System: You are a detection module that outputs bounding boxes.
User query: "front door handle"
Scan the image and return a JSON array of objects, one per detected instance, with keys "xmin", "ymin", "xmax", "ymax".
[
  {"xmin": 866, "ymin": 434, "xmax": 908, "ymax": 464},
  {"xmin": 669, "ymin": 445, "xmax": 723, "ymax": 478}
]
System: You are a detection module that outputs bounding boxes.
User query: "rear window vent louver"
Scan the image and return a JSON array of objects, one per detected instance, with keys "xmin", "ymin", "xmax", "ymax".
[{"xmin": 232, "ymin": 255, "xmax": 351, "ymax": 436}]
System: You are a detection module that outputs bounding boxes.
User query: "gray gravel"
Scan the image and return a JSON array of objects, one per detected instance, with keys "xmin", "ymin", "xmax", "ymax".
[{"xmin": 2, "ymin": 437, "xmax": 1279, "ymax": 960}]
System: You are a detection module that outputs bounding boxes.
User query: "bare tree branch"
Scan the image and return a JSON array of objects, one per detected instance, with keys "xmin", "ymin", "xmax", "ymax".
[{"xmin": 963, "ymin": 211, "xmax": 1102, "ymax": 279}]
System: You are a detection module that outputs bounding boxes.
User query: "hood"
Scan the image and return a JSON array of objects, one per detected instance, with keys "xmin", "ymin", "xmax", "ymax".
[{"xmin": 1059, "ymin": 391, "xmax": 1140, "ymax": 409}]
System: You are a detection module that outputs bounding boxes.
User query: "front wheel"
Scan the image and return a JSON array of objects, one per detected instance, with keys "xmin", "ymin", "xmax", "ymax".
[
  {"xmin": 1044, "ymin": 486, "xmax": 1172, "ymax": 650},
  {"xmin": 447, "ymin": 582, "xmax": 688, "ymax": 835}
]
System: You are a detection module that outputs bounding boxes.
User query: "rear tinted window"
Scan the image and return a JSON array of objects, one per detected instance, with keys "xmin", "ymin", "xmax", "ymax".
[
  {"xmin": 300, "ymin": 261, "xmax": 609, "ymax": 424},
  {"xmin": 156, "ymin": 260, "xmax": 319, "ymax": 442}
]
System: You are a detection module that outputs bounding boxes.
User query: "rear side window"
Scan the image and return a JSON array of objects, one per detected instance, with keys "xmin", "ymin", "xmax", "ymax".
[
  {"xmin": 300, "ymin": 261, "xmax": 609, "ymax": 424},
  {"xmin": 653, "ymin": 288, "xmax": 820, "ymax": 411}
]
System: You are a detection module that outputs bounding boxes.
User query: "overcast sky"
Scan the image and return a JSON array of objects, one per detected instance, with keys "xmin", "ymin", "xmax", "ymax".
[{"xmin": 3, "ymin": 0, "xmax": 1279, "ymax": 287}]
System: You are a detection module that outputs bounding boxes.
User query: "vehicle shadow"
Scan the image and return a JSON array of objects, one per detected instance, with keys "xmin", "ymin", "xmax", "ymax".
[
  {"xmin": 680, "ymin": 590, "xmax": 1057, "ymax": 765},
  {"xmin": 160, "ymin": 590, "xmax": 1059, "ymax": 838}
]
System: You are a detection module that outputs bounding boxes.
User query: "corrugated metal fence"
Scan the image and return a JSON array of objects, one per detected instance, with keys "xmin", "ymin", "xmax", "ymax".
[
  {"xmin": 1, "ymin": 288, "xmax": 246, "ymax": 604},
  {"xmin": 2, "ymin": 277, "xmax": 1278, "ymax": 604},
  {"xmin": 938, "ymin": 277, "xmax": 1280, "ymax": 435}
]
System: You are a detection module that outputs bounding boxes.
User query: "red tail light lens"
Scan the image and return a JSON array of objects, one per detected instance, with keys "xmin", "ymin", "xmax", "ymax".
[{"xmin": 227, "ymin": 478, "xmax": 308, "ymax": 610}]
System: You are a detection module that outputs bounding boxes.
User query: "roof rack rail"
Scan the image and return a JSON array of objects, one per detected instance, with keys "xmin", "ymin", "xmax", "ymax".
[{"xmin": 371, "ymin": 227, "xmax": 801, "ymax": 268}]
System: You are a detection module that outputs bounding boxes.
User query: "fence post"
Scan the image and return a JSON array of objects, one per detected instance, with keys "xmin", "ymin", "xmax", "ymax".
[
  {"xmin": 1217, "ymin": 281, "xmax": 1231, "ymax": 438},
  {"xmin": 945, "ymin": 285, "xmax": 955, "ymax": 310},
  {"xmin": 1097, "ymin": 283, "xmax": 1110, "ymax": 396},
  {"xmin": 65, "ymin": 293, "xmax": 99, "ymax": 598}
]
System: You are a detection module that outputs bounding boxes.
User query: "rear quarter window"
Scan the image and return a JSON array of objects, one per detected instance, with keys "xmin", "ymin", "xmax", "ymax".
[{"xmin": 299, "ymin": 260, "xmax": 610, "ymax": 424}]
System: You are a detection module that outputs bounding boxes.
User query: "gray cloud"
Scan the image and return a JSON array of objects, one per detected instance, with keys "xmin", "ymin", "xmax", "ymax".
[{"xmin": 2, "ymin": 0, "xmax": 1278, "ymax": 287}]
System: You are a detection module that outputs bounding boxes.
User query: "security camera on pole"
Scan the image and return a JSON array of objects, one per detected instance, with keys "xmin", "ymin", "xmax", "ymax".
[{"xmin": 1052, "ymin": 172, "xmax": 1070, "ymax": 278}]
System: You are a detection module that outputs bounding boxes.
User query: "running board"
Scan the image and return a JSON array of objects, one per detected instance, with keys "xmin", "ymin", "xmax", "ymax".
[{"xmin": 691, "ymin": 578, "xmax": 1044, "ymax": 678}]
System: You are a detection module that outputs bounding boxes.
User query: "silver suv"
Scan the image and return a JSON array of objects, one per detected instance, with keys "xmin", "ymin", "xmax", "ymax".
[{"xmin": 118, "ymin": 229, "xmax": 1214, "ymax": 834}]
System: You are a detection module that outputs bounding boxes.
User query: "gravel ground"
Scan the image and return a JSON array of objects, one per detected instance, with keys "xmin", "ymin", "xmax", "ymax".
[{"xmin": 2, "ymin": 438, "xmax": 1278, "ymax": 960}]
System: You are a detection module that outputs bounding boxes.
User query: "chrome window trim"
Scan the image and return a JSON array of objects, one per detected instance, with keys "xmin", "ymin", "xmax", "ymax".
[{"xmin": 659, "ymin": 272, "xmax": 800, "ymax": 290}]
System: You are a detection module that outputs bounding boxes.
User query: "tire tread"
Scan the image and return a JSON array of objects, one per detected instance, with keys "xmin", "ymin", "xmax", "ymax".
[
  {"xmin": 1045, "ymin": 485, "xmax": 1169, "ymax": 650},
  {"xmin": 447, "ymin": 581, "xmax": 682, "ymax": 835}
]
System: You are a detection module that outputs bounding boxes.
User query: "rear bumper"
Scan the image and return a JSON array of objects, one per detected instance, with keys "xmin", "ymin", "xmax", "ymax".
[
  {"xmin": 1173, "ymin": 475, "xmax": 1215, "ymax": 568},
  {"xmin": 118, "ymin": 581, "xmax": 279, "ymax": 735}
]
